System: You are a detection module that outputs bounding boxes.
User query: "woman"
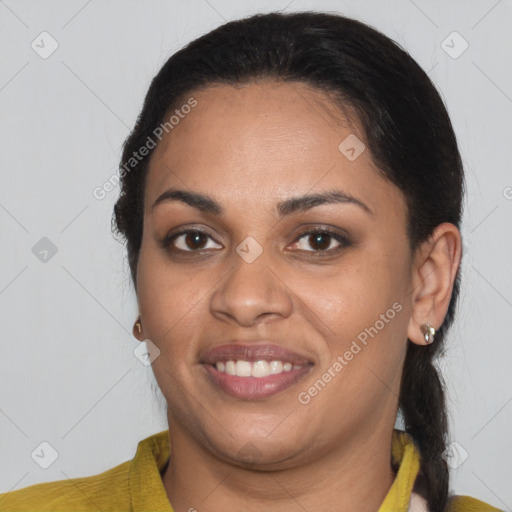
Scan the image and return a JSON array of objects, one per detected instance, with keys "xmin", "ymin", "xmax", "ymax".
[{"xmin": 0, "ymin": 10, "xmax": 501, "ymax": 512}]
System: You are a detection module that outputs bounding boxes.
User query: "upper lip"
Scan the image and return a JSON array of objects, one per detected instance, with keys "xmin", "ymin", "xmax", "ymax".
[{"xmin": 200, "ymin": 342, "xmax": 314, "ymax": 366}]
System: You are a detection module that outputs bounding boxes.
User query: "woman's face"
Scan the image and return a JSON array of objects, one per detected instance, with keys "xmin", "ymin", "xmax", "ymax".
[{"xmin": 136, "ymin": 80, "xmax": 415, "ymax": 467}]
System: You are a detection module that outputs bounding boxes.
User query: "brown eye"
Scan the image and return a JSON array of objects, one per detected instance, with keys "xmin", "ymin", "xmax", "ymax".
[
  {"xmin": 306, "ymin": 232, "xmax": 332, "ymax": 251},
  {"xmin": 165, "ymin": 230, "xmax": 222, "ymax": 253},
  {"xmin": 292, "ymin": 229, "xmax": 351, "ymax": 254}
]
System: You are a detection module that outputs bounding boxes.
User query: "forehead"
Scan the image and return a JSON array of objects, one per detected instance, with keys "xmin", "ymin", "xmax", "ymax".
[{"xmin": 144, "ymin": 80, "xmax": 404, "ymax": 220}]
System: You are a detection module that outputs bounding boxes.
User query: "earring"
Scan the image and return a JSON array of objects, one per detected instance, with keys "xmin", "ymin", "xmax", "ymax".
[
  {"xmin": 134, "ymin": 320, "xmax": 142, "ymax": 337},
  {"xmin": 420, "ymin": 323, "xmax": 436, "ymax": 344}
]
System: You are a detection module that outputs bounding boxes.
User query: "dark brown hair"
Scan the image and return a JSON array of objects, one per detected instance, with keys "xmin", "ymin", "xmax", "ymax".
[{"xmin": 112, "ymin": 11, "xmax": 464, "ymax": 511}]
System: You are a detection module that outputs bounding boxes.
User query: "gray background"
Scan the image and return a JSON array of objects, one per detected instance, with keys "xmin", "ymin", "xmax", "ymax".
[{"xmin": 0, "ymin": 0, "xmax": 510, "ymax": 510}]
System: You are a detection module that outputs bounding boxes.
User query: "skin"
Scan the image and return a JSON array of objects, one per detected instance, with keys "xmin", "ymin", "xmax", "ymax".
[{"xmin": 132, "ymin": 80, "xmax": 462, "ymax": 512}]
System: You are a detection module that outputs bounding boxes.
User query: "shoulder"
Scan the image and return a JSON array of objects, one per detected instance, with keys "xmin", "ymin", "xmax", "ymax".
[
  {"xmin": 445, "ymin": 494, "xmax": 504, "ymax": 512},
  {"xmin": 0, "ymin": 459, "xmax": 131, "ymax": 511}
]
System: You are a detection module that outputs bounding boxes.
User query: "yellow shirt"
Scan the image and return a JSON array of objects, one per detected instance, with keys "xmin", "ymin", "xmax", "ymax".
[{"xmin": 0, "ymin": 429, "xmax": 501, "ymax": 511}]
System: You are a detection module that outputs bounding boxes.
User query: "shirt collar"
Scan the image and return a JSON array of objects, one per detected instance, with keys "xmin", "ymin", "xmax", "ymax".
[
  {"xmin": 129, "ymin": 429, "xmax": 173, "ymax": 511},
  {"xmin": 378, "ymin": 430, "xmax": 423, "ymax": 512}
]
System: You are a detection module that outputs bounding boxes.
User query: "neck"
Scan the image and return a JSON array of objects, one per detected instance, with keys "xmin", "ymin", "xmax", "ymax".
[{"xmin": 161, "ymin": 422, "xmax": 397, "ymax": 512}]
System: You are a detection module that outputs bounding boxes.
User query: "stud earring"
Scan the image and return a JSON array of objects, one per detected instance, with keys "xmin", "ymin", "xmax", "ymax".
[{"xmin": 420, "ymin": 323, "xmax": 436, "ymax": 344}]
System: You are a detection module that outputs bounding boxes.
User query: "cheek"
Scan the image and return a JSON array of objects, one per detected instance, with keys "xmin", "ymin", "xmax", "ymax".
[
  {"xmin": 136, "ymin": 262, "xmax": 204, "ymax": 399},
  {"xmin": 301, "ymin": 264, "xmax": 408, "ymax": 422},
  {"xmin": 309, "ymin": 240, "xmax": 410, "ymax": 371},
  {"xmin": 313, "ymin": 247, "xmax": 407, "ymax": 325},
  {"xmin": 136, "ymin": 245, "xmax": 205, "ymax": 348}
]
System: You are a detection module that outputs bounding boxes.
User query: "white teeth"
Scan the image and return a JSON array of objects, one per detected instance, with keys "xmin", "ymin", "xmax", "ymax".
[
  {"xmin": 225, "ymin": 360, "xmax": 236, "ymax": 375},
  {"xmin": 251, "ymin": 360, "xmax": 269, "ymax": 377},
  {"xmin": 269, "ymin": 360, "xmax": 283, "ymax": 374},
  {"xmin": 214, "ymin": 359, "xmax": 304, "ymax": 377},
  {"xmin": 235, "ymin": 360, "xmax": 252, "ymax": 377}
]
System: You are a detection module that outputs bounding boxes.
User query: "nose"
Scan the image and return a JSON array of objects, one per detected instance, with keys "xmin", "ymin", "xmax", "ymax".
[{"xmin": 209, "ymin": 249, "xmax": 293, "ymax": 327}]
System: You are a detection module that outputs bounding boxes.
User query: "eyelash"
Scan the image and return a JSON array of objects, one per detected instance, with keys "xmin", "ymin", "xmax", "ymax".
[{"xmin": 161, "ymin": 227, "xmax": 351, "ymax": 257}]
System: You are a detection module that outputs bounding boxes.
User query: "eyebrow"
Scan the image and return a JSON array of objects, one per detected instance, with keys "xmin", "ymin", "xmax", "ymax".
[{"xmin": 151, "ymin": 188, "xmax": 372, "ymax": 217}]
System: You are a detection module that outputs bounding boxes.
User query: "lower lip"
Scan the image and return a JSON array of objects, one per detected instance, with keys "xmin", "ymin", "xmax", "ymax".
[{"xmin": 202, "ymin": 363, "xmax": 313, "ymax": 400}]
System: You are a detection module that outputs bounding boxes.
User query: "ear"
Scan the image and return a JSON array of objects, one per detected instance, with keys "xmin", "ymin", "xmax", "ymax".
[{"xmin": 407, "ymin": 223, "xmax": 462, "ymax": 346}]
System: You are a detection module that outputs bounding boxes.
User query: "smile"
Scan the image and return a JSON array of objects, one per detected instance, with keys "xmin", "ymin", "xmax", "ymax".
[
  {"xmin": 202, "ymin": 361, "xmax": 313, "ymax": 400},
  {"xmin": 200, "ymin": 342, "xmax": 315, "ymax": 400}
]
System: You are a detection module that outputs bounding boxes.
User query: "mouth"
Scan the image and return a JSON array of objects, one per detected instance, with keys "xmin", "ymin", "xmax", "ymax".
[{"xmin": 200, "ymin": 343, "xmax": 314, "ymax": 400}]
